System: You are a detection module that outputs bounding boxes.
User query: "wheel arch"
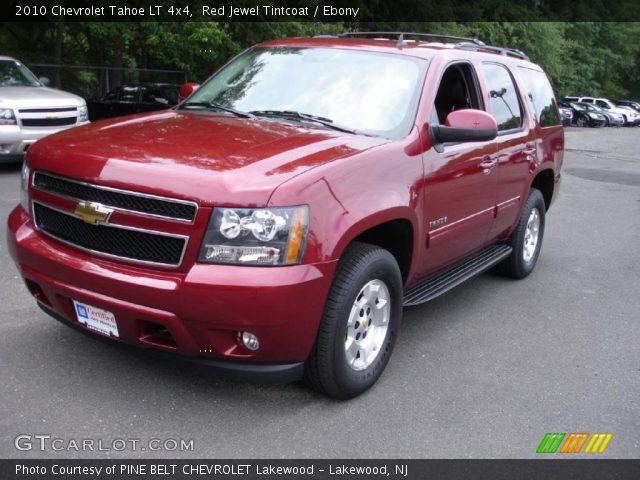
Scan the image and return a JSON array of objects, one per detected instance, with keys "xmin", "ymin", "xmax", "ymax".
[
  {"xmin": 530, "ymin": 168, "xmax": 555, "ymax": 211},
  {"xmin": 331, "ymin": 209, "xmax": 418, "ymax": 285}
]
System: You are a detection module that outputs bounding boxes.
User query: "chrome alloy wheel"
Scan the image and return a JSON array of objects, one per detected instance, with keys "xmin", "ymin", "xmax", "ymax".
[
  {"xmin": 523, "ymin": 208, "xmax": 541, "ymax": 263},
  {"xmin": 345, "ymin": 279, "xmax": 391, "ymax": 371}
]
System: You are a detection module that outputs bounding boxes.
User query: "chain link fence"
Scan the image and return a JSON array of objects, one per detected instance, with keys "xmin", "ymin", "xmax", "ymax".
[{"xmin": 28, "ymin": 64, "xmax": 187, "ymax": 100}]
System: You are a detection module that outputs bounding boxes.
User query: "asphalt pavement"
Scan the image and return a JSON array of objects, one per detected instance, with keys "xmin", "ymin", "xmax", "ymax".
[{"xmin": 0, "ymin": 127, "xmax": 638, "ymax": 459}]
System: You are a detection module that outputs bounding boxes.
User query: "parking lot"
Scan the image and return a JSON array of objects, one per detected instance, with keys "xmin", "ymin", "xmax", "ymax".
[{"xmin": 0, "ymin": 127, "xmax": 638, "ymax": 459}]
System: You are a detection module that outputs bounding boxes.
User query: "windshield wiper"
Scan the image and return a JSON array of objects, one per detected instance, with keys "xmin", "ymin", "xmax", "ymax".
[
  {"xmin": 181, "ymin": 101, "xmax": 254, "ymax": 118},
  {"xmin": 249, "ymin": 110, "xmax": 358, "ymax": 134}
]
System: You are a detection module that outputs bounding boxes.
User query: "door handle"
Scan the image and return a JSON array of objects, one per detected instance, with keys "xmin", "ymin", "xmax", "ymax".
[
  {"xmin": 479, "ymin": 157, "xmax": 497, "ymax": 174},
  {"xmin": 523, "ymin": 143, "xmax": 536, "ymax": 162}
]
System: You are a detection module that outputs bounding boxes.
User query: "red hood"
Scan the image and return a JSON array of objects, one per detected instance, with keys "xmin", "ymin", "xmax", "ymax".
[{"xmin": 27, "ymin": 110, "xmax": 386, "ymax": 206}]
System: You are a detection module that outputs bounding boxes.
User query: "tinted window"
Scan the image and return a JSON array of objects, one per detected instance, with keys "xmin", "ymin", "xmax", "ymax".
[
  {"xmin": 120, "ymin": 86, "xmax": 139, "ymax": 102},
  {"xmin": 482, "ymin": 63, "xmax": 523, "ymax": 131},
  {"xmin": 517, "ymin": 67, "xmax": 560, "ymax": 127},
  {"xmin": 104, "ymin": 88, "xmax": 119, "ymax": 101},
  {"xmin": 142, "ymin": 86, "xmax": 177, "ymax": 105}
]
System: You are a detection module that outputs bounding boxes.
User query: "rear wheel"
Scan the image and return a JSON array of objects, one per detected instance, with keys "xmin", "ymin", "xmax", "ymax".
[
  {"xmin": 304, "ymin": 242, "xmax": 403, "ymax": 399},
  {"xmin": 499, "ymin": 189, "xmax": 546, "ymax": 279}
]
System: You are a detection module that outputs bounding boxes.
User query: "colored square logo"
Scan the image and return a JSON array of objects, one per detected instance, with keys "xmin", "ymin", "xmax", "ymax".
[{"xmin": 76, "ymin": 304, "xmax": 89, "ymax": 319}]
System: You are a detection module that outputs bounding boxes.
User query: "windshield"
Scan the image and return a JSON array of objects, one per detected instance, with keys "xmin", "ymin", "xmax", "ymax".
[
  {"xmin": 0, "ymin": 60, "xmax": 41, "ymax": 87},
  {"xmin": 576, "ymin": 103, "xmax": 598, "ymax": 112},
  {"xmin": 181, "ymin": 47, "xmax": 426, "ymax": 138}
]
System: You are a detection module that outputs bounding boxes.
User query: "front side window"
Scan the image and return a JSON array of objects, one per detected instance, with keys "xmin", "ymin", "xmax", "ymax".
[
  {"xmin": 182, "ymin": 47, "xmax": 427, "ymax": 138},
  {"xmin": 119, "ymin": 86, "xmax": 139, "ymax": 103},
  {"xmin": 142, "ymin": 87, "xmax": 176, "ymax": 105},
  {"xmin": 0, "ymin": 60, "xmax": 41, "ymax": 87},
  {"xmin": 482, "ymin": 63, "xmax": 523, "ymax": 132},
  {"xmin": 433, "ymin": 62, "xmax": 482, "ymax": 124}
]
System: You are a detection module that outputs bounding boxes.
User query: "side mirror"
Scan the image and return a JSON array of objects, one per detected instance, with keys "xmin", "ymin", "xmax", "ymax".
[
  {"xmin": 430, "ymin": 109, "xmax": 498, "ymax": 152},
  {"xmin": 39, "ymin": 77, "xmax": 50, "ymax": 87},
  {"xmin": 179, "ymin": 82, "xmax": 200, "ymax": 101}
]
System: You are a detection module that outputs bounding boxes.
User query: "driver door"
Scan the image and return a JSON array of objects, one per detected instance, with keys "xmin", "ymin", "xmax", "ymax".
[{"xmin": 420, "ymin": 62, "xmax": 498, "ymax": 275}]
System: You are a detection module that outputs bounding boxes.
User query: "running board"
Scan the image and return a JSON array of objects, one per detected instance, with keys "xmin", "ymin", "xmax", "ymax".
[{"xmin": 403, "ymin": 244, "xmax": 512, "ymax": 307}]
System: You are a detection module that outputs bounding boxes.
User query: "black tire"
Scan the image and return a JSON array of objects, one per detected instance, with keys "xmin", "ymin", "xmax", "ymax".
[
  {"xmin": 499, "ymin": 189, "xmax": 546, "ymax": 279},
  {"xmin": 304, "ymin": 242, "xmax": 403, "ymax": 399},
  {"xmin": 576, "ymin": 115, "xmax": 587, "ymax": 127}
]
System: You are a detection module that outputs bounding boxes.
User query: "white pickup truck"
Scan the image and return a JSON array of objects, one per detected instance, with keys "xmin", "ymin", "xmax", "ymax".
[{"xmin": 0, "ymin": 56, "xmax": 89, "ymax": 163}]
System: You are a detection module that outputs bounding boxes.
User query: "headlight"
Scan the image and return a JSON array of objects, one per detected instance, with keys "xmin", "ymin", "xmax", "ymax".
[
  {"xmin": 588, "ymin": 113, "xmax": 598, "ymax": 119},
  {"xmin": 20, "ymin": 161, "xmax": 30, "ymax": 214},
  {"xmin": 78, "ymin": 105, "xmax": 88, "ymax": 122},
  {"xmin": 198, "ymin": 206, "xmax": 308, "ymax": 266},
  {"xmin": 0, "ymin": 108, "xmax": 16, "ymax": 125}
]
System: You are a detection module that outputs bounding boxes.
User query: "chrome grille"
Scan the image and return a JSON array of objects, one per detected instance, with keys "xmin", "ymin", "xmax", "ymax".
[
  {"xmin": 18, "ymin": 108, "xmax": 78, "ymax": 128},
  {"xmin": 33, "ymin": 172, "xmax": 197, "ymax": 222},
  {"xmin": 33, "ymin": 202, "xmax": 188, "ymax": 267}
]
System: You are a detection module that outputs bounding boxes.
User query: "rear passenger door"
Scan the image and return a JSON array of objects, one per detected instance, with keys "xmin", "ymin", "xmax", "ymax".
[{"xmin": 480, "ymin": 62, "xmax": 534, "ymax": 239}]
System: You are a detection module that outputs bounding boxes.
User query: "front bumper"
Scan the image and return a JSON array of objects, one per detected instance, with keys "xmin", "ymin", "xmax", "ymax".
[
  {"xmin": 0, "ymin": 122, "xmax": 88, "ymax": 163},
  {"xmin": 7, "ymin": 207, "xmax": 336, "ymax": 376},
  {"xmin": 38, "ymin": 302, "xmax": 304, "ymax": 383}
]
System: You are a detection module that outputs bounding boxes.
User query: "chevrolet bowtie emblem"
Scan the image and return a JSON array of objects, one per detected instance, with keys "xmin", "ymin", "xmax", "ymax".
[{"xmin": 74, "ymin": 202, "xmax": 114, "ymax": 225}]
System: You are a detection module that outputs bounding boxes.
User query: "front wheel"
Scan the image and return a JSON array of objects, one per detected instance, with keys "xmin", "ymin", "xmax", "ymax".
[
  {"xmin": 499, "ymin": 189, "xmax": 546, "ymax": 279},
  {"xmin": 304, "ymin": 242, "xmax": 403, "ymax": 399},
  {"xmin": 575, "ymin": 115, "xmax": 587, "ymax": 127}
]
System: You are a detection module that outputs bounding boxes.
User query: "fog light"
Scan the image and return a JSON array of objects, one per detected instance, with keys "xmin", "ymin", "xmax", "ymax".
[{"xmin": 239, "ymin": 331, "xmax": 259, "ymax": 351}]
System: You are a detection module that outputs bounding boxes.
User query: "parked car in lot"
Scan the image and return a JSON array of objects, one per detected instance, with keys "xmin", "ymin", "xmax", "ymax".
[
  {"xmin": 559, "ymin": 101, "xmax": 606, "ymax": 127},
  {"xmin": 0, "ymin": 56, "xmax": 89, "ymax": 163},
  {"xmin": 616, "ymin": 105, "xmax": 640, "ymax": 125},
  {"xmin": 8, "ymin": 33, "xmax": 564, "ymax": 398},
  {"xmin": 87, "ymin": 83, "xmax": 180, "ymax": 121},
  {"xmin": 558, "ymin": 105, "xmax": 573, "ymax": 125},
  {"xmin": 564, "ymin": 96, "xmax": 640, "ymax": 125},
  {"xmin": 614, "ymin": 99, "xmax": 640, "ymax": 113},
  {"xmin": 587, "ymin": 104, "xmax": 624, "ymax": 127}
]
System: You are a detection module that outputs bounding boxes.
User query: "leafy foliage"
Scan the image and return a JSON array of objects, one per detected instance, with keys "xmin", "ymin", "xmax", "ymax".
[{"xmin": 0, "ymin": 21, "xmax": 638, "ymax": 100}]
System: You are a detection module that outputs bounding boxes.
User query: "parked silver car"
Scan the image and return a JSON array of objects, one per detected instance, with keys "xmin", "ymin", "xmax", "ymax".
[{"xmin": 0, "ymin": 56, "xmax": 89, "ymax": 163}]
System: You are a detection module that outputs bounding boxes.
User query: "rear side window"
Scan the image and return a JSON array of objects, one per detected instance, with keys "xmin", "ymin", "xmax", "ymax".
[
  {"xmin": 517, "ymin": 67, "xmax": 560, "ymax": 127},
  {"xmin": 481, "ymin": 63, "xmax": 523, "ymax": 132}
]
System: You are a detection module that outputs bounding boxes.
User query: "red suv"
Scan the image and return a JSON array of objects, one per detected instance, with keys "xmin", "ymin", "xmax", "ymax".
[{"xmin": 7, "ymin": 33, "xmax": 563, "ymax": 399}]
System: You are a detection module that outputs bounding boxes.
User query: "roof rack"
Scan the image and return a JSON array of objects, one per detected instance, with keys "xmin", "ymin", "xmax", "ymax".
[
  {"xmin": 336, "ymin": 31, "xmax": 530, "ymax": 61},
  {"xmin": 338, "ymin": 32, "xmax": 485, "ymax": 46},
  {"xmin": 454, "ymin": 42, "xmax": 530, "ymax": 61}
]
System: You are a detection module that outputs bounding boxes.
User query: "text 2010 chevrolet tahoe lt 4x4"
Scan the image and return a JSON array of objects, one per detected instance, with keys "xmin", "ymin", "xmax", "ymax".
[{"xmin": 7, "ymin": 33, "xmax": 563, "ymax": 399}]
